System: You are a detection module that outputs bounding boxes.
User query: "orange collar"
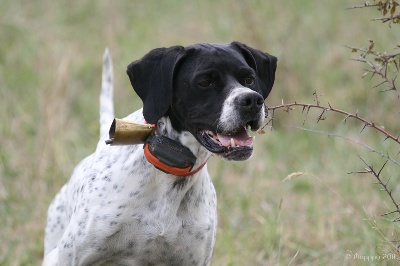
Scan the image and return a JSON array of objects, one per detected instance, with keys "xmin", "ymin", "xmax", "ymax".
[
  {"xmin": 144, "ymin": 142, "xmax": 208, "ymax": 176},
  {"xmin": 143, "ymin": 120, "xmax": 208, "ymax": 176}
]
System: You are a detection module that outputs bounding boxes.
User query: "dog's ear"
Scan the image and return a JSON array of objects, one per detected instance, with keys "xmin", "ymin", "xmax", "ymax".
[
  {"xmin": 231, "ymin": 41, "xmax": 277, "ymax": 99},
  {"xmin": 127, "ymin": 46, "xmax": 186, "ymax": 124}
]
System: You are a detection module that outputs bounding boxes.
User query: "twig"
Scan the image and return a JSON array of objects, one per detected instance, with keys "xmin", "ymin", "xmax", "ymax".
[
  {"xmin": 266, "ymin": 102, "xmax": 400, "ymax": 145},
  {"xmin": 354, "ymin": 158, "xmax": 400, "ymax": 221},
  {"xmin": 347, "ymin": 1, "xmax": 400, "ymax": 24},
  {"xmin": 372, "ymin": 15, "xmax": 400, "ymax": 23},
  {"xmin": 346, "ymin": 4, "xmax": 380, "ymax": 10},
  {"xmin": 345, "ymin": 45, "xmax": 400, "ymax": 97}
]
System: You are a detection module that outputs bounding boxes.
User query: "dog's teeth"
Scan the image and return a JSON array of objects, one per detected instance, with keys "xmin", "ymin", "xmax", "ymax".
[{"xmin": 230, "ymin": 138, "xmax": 236, "ymax": 147}]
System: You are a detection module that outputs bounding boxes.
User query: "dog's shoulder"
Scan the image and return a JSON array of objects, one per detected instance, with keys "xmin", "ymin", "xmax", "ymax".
[{"xmin": 66, "ymin": 109, "xmax": 147, "ymax": 197}]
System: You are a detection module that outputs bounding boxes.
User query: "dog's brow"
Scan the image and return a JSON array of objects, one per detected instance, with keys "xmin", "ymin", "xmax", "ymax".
[
  {"xmin": 238, "ymin": 67, "xmax": 256, "ymax": 76},
  {"xmin": 194, "ymin": 69, "xmax": 223, "ymax": 78}
]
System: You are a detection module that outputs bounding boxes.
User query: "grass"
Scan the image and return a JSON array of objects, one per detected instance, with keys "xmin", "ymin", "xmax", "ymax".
[{"xmin": 1, "ymin": 0, "xmax": 400, "ymax": 265}]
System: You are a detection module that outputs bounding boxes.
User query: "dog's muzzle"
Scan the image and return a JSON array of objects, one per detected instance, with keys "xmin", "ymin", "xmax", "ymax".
[{"xmin": 195, "ymin": 126, "xmax": 254, "ymax": 161}]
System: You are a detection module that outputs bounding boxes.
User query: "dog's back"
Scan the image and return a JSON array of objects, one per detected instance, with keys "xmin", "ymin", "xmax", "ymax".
[{"xmin": 44, "ymin": 49, "xmax": 115, "ymax": 257}]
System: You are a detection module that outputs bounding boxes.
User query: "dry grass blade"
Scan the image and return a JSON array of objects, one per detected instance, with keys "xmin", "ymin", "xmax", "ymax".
[{"xmin": 282, "ymin": 172, "xmax": 305, "ymax": 182}]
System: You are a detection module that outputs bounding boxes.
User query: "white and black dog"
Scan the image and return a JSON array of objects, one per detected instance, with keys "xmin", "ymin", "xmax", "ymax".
[{"xmin": 43, "ymin": 42, "xmax": 277, "ymax": 265}]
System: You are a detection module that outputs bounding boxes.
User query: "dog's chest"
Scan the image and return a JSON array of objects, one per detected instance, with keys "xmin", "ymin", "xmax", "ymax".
[
  {"xmin": 72, "ymin": 150, "xmax": 217, "ymax": 265},
  {"xmin": 112, "ymin": 203, "xmax": 216, "ymax": 265},
  {"xmin": 125, "ymin": 181, "xmax": 215, "ymax": 263}
]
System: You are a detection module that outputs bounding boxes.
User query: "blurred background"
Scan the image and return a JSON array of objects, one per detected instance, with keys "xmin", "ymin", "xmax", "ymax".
[{"xmin": 1, "ymin": 0, "xmax": 400, "ymax": 265}]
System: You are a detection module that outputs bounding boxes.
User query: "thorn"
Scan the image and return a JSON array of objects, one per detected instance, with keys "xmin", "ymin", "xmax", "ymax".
[
  {"xmin": 302, "ymin": 106, "xmax": 311, "ymax": 126},
  {"xmin": 360, "ymin": 124, "xmax": 368, "ymax": 133},
  {"xmin": 341, "ymin": 114, "xmax": 352, "ymax": 123},
  {"xmin": 381, "ymin": 210, "xmax": 399, "ymax": 216},
  {"xmin": 377, "ymin": 160, "xmax": 388, "ymax": 176},
  {"xmin": 317, "ymin": 110, "xmax": 326, "ymax": 123},
  {"xmin": 373, "ymin": 80, "xmax": 387, "ymax": 88},
  {"xmin": 381, "ymin": 87, "xmax": 395, "ymax": 93},
  {"xmin": 348, "ymin": 170, "xmax": 370, "ymax": 175},
  {"xmin": 381, "ymin": 136, "xmax": 390, "ymax": 144}
]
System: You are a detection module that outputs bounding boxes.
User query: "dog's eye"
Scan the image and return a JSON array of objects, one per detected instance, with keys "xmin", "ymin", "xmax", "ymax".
[
  {"xmin": 244, "ymin": 77, "xmax": 255, "ymax": 85},
  {"xmin": 197, "ymin": 80, "xmax": 212, "ymax": 88}
]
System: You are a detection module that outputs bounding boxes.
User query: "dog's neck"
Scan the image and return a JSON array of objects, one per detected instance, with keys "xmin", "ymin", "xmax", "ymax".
[
  {"xmin": 120, "ymin": 110, "xmax": 211, "ymax": 178},
  {"xmin": 155, "ymin": 116, "xmax": 211, "ymax": 169},
  {"xmin": 140, "ymin": 116, "xmax": 212, "ymax": 208}
]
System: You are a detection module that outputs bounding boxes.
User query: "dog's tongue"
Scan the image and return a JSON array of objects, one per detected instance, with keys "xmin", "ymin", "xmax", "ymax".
[{"xmin": 217, "ymin": 127, "xmax": 254, "ymax": 147}]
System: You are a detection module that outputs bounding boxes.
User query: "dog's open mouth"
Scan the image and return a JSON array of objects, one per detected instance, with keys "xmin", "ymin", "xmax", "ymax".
[{"xmin": 196, "ymin": 126, "xmax": 255, "ymax": 160}]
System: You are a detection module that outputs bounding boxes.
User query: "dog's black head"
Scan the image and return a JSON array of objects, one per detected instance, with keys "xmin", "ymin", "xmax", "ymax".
[{"xmin": 127, "ymin": 42, "xmax": 277, "ymax": 161}]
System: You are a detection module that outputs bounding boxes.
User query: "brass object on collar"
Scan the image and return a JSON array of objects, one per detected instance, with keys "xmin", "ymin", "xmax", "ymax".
[{"xmin": 105, "ymin": 118, "xmax": 155, "ymax": 145}]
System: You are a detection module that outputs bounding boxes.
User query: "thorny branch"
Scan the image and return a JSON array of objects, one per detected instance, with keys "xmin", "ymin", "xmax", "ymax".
[
  {"xmin": 264, "ymin": 97, "xmax": 400, "ymax": 146},
  {"xmin": 346, "ymin": 2, "xmax": 400, "ymax": 99},
  {"xmin": 346, "ymin": 44, "xmax": 400, "ymax": 97},
  {"xmin": 347, "ymin": 3, "xmax": 381, "ymax": 9},
  {"xmin": 350, "ymin": 158, "xmax": 400, "ymax": 224},
  {"xmin": 348, "ymin": 0, "xmax": 400, "ymax": 24}
]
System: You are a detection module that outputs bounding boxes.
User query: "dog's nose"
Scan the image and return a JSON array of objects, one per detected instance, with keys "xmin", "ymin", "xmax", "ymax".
[{"xmin": 237, "ymin": 92, "xmax": 264, "ymax": 113}]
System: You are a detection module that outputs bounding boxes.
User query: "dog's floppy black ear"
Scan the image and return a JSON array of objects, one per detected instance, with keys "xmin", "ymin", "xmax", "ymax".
[
  {"xmin": 127, "ymin": 46, "xmax": 185, "ymax": 124},
  {"xmin": 231, "ymin": 41, "xmax": 277, "ymax": 99}
]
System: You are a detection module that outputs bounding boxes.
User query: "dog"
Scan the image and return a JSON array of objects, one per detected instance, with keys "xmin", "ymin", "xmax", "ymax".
[{"xmin": 43, "ymin": 42, "xmax": 277, "ymax": 265}]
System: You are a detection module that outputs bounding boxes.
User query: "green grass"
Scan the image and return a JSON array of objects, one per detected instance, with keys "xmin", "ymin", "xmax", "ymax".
[{"xmin": 1, "ymin": 0, "xmax": 400, "ymax": 265}]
